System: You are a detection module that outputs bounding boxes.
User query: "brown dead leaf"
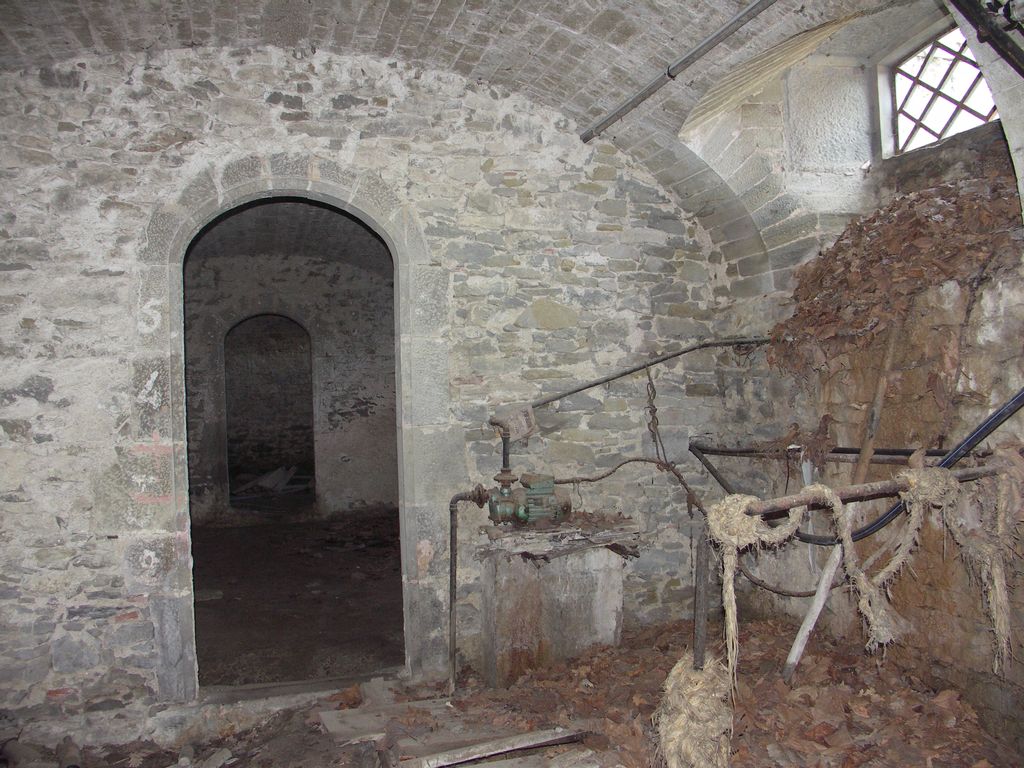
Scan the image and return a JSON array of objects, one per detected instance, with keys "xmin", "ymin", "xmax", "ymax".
[
  {"xmin": 932, "ymin": 689, "xmax": 961, "ymax": 710},
  {"xmin": 804, "ymin": 721, "xmax": 837, "ymax": 744},
  {"xmin": 326, "ymin": 684, "xmax": 363, "ymax": 710}
]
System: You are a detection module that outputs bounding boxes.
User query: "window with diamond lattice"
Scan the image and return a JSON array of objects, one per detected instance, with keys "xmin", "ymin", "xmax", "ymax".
[{"xmin": 893, "ymin": 27, "xmax": 999, "ymax": 153}]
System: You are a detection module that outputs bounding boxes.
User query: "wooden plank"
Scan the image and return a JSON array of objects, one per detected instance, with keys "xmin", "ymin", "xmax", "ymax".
[{"xmin": 401, "ymin": 728, "xmax": 586, "ymax": 768}]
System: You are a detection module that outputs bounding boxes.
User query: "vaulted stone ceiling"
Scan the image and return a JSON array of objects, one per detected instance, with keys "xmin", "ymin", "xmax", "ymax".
[{"xmin": 0, "ymin": 0, "xmax": 929, "ymax": 249}]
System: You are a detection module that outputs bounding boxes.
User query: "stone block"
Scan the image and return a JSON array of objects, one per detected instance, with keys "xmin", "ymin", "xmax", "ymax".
[
  {"xmin": 719, "ymin": 235, "xmax": 765, "ymax": 263},
  {"xmin": 761, "ymin": 212, "xmax": 819, "ymax": 251},
  {"xmin": 736, "ymin": 252, "xmax": 770, "ymax": 277},
  {"xmin": 768, "ymin": 237, "xmax": 819, "ymax": 271},
  {"xmin": 400, "ymin": 425, "xmax": 468, "ymax": 507},
  {"xmin": 401, "ymin": 265, "xmax": 449, "ymax": 336},
  {"xmin": 122, "ymin": 533, "xmax": 189, "ymax": 592},
  {"xmin": 222, "ymin": 155, "xmax": 266, "ymax": 191},
  {"xmin": 132, "ymin": 357, "xmax": 172, "ymax": 440},
  {"xmin": 402, "ymin": 337, "xmax": 450, "ymax": 426},
  {"xmin": 139, "ymin": 207, "xmax": 185, "ymax": 264},
  {"xmin": 51, "ymin": 632, "xmax": 99, "ymax": 673},
  {"xmin": 401, "ymin": 503, "xmax": 449, "ymax": 582},
  {"xmin": 268, "ymin": 152, "xmax": 310, "ymax": 180},
  {"xmin": 91, "ymin": 446, "xmax": 174, "ymax": 532},
  {"xmin": 313, "ymin": 158, "xmax": 359, "ymax": 196},
  {"xmin": 387, "ymin": 204, "xmax": 434, "ymax": 266},
  {"xmin": 728, "ymin": 274, "xmax": 773, "ymax": 299},
  {"xmin": 514, "ymin": 298, "xmax": 578, "ymax": 330},
  {"xmin": 403, "ymin": 580, "xmax": 447, "ymax": 680},
  {"xmin": 134, "ymin": 266, "xmax": 169, "ymax": 349},
  {"xmin": 176, "ymin": 170, "xmax": 218, "ymax": 210},
  {"xmin": 547, "ymin": 440, "xmax": 595, "ymax": 466},
  {"xmin": 150, "ymin": 594, "xmax": 198, "ymax": 702},
  {"xmin": 352, "ymin": 173, "xmax": 402, "ymax": 226}
]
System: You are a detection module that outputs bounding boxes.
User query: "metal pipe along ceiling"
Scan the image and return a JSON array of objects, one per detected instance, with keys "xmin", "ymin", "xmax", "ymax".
[{"xmin": 580, "ymin": 0, "xmax": 781, "ymax": 143}]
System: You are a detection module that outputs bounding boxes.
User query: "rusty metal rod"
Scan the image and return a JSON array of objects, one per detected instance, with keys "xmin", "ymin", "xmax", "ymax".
[
  {"xmin": 689, "ymin": 442, "xmax": 949, "ymax": 458},
  {"xmin": 579, "ymin": 0, "xmax": 780, "ymax": 142},
  {"xmin": 694, "ymin": 449, "xmax": 938, "ymax": 466},
  {"xmin": 531, "ymin": 337, "xmax": 767, "ymax": 409},
  {"xmin": 743, "ymin": 465, "xmax": 999, "ymax": 517}
]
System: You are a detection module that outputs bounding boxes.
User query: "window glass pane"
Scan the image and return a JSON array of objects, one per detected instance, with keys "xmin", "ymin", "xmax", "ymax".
[
  {"xmin": 937, "ymin": 27, "xmax": 967, "ymax": 51},
  {"xmin": 902, "ymin": 85, "xmax": 932, "ymax": 119},
  {"xmin": 897, "ymin": 50, "xmax": 929, "ymax": 80},
  {"xmin": 918, "ymin": 47, "xmax": 953, "ymax": 88},
  {"xmin": 942, "ymin": 61, "xmax": 979, "ymax": 101},
  {"xmin": 896, "ymin": 113, "xmax": 916, "ymax": 144},
  {"xmin": 922, "ymin": 97, "xmax": 956, "ymax": 133},
  {"xmin": 894, "ymin": 71, "xmax": 913, "ymax": 105},
  {"xmin": 904, "ymin": 129, "xmax": 935, "ymax": 152},
  {"xmin": 965, "ymin": 83, "xmax": 996, "ymax": 116},
  {"xmin": 948, "ymin": 110, "xmax": 984, "ymax": 135}
]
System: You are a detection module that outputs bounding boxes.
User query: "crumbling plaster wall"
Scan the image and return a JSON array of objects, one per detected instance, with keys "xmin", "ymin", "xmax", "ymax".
[
  {"xmin": 0, "ymin": 45, "xmax": 804, "ymax": 740},
  {"xmin": 183, "ymin": 205, "xmax": 397, "ymax": 524}
]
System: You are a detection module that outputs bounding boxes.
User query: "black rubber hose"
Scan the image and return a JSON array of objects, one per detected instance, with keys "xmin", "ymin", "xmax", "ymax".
[{"xmin": 797, "ymin": 384, "xmax": 1024, "ymax": 546}]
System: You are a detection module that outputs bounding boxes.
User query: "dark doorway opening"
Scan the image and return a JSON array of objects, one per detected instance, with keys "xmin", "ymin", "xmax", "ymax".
[
  {"xmin": 225, "ymin": 314, "xmax": 316, "ymax": 509},
  {"xmin": 183, "ymin": 197, "xmax": 403, "ymax": 686}
]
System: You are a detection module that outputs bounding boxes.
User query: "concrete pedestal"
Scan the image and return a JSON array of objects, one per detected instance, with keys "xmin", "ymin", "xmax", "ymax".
[{"xmin": 479, "ymin": 528, "xmax": 634, "ymax": 687}]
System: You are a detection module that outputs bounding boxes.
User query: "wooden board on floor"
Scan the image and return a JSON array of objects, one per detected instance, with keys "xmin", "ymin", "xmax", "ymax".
[
  {"xmin": 400, "ymin": 728, "xmax": 585, "ymax": 767},
  {"xmin": 318, "ymin": 698, "xmax": 523, "ymax": 757}
]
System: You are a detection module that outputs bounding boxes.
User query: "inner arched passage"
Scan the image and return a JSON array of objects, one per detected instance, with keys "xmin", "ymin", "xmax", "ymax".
[
  {"xmin": 183, "ymin": 197, "xmax": 403, "ymax": 686},
  {"xmin": 225, "ymin": 314, "xmax": 315, "ymax": 503}
]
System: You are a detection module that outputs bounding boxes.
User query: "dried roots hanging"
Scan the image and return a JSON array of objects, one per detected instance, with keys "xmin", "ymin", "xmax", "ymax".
[
  {"xmin": 707, "ymin": 494, "xmax": 805, "ymax": 687},
  {"xmin": 943, "ymin": 449, "xmax": 1024, "ymax": 674}
]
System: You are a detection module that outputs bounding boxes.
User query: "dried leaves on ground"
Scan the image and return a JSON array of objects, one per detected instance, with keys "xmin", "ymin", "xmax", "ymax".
[
  {"xmin": 68, "ymin": 618, "xmax": 1024, "ymax": 767},
  {"xmin": 453, "ymin": 618, "xmax": 1022, "ymax": 767}
]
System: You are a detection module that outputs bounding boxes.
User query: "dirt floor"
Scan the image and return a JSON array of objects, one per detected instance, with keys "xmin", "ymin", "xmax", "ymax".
[
  {"xmin": 59, "ymin": 616, "xmax": 1023, "ymax": 768},
  {"xmin": 191, "ymin": 506, "xmax": 404, "ymax": 686}
]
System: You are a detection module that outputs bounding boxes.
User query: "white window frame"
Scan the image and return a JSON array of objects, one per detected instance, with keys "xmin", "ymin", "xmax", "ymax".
[{"xmin": 875, "ymin": 18, "xmax": 966, "ymax": 158}]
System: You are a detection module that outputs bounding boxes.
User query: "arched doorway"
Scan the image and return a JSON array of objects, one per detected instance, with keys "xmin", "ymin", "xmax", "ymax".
[
  {"xmin": 225, "ymin": 314, "xmax": 316, "ymax": 506},
  {"xmin": 183, "ymin": 197, "xmax": 404, "ymax": 686}
]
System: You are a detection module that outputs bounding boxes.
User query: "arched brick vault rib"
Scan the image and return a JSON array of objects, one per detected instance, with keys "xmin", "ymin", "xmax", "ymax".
[
  {"xmin": 146, "ymin": 154, "xmax": 459, "ymax": 697},
  {"xmin": 616, "ymin": 129, "xmax": 768, "ymax": 259}
]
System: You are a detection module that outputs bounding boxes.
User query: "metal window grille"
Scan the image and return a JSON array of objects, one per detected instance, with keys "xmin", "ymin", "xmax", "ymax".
[{"xmin": 893, "ymin": 27, "xmax": 999, "ymax": 153}]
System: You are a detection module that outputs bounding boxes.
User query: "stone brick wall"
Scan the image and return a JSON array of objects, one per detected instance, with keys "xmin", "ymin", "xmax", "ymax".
[
  {"xmin": 0, "ymin": 46, "xmax": 807, "ymax": 739},
  {"xmin": 183, "ymin": 200, "xmax": 397, "ymax": 523}
]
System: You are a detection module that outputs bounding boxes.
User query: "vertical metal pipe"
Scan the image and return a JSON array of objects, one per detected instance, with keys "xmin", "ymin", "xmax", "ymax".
[
  {"xmin": 692, "ymin": 509, "xmax": 710, "ymax": 670},
  {"xmin": 448, "ymin": 486, "xmax": 489, "ymax": 695}
]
